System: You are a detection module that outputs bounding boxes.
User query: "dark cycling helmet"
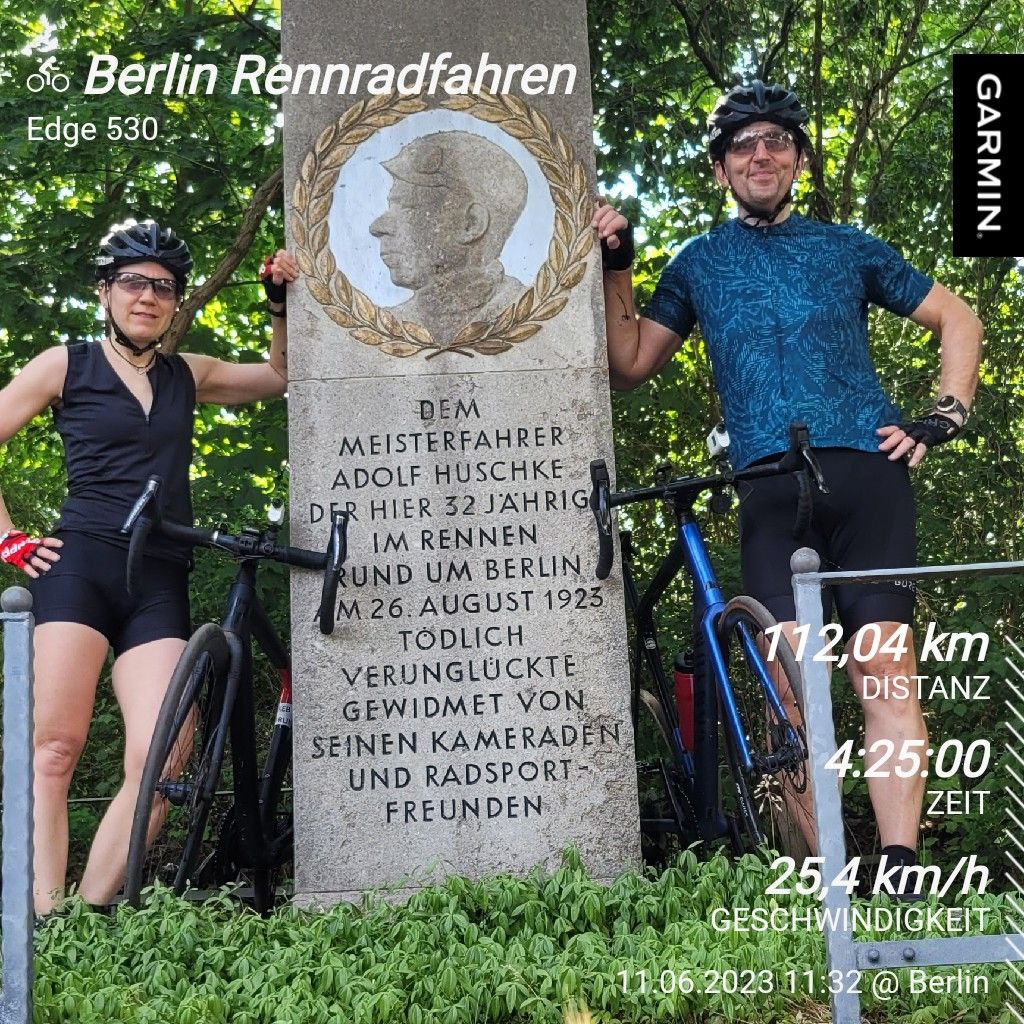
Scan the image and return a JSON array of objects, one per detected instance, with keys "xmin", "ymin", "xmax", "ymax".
[
  {"xmin": 94, "ymin": 220, "xmax": 192, "ymax": 291},
  {"xmin": 708, "ymin": 80, "xmax": 810, "ymax": 162}
]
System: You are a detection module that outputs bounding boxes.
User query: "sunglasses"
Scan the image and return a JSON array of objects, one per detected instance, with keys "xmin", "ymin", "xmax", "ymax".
[
  {"xmin": 110, "ymin": 272, "xmax": 180, "ymax": 301},
  {"xmin": 727, "ymin": 128, "xmax": 796, "ymax": 156}
]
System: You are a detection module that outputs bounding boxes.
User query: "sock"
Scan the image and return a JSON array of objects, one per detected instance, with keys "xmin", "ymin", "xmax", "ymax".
[
  {"xmin": 878, "ymin": 844, "xmax": 920, "ymax": 898},
  {"xmin": 880, "ymin": 844, "xmax": 917, "ymax": 867}
]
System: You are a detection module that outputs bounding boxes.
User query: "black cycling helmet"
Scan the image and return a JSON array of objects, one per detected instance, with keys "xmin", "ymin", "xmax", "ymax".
[
  {"xmin": 708, "ymin": 80, "xmax": 810, "ymax": 163},
  {"xmin": 95, "ymin": 220, "xmax": 192, "ymax": 292}
]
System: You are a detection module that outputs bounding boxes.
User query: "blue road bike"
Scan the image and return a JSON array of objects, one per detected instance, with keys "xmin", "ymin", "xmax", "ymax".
[{"xmin": 590, "ymin": 423, "xmax": 828, "ymax": 859}]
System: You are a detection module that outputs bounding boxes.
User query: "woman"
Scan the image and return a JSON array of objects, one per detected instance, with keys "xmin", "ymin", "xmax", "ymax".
[{"xmin": 0, "ymin": 220, "xmax": 297, "ymax": 914}]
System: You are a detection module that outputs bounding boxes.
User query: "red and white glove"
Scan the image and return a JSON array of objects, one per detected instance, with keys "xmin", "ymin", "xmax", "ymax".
[
  {"xmin": 0, "ymin": 530, "xmax": 42, "ymax": 571},
  {"xmin": 259, "ymin": 256, "xmax": 288, "ymax": 305}
]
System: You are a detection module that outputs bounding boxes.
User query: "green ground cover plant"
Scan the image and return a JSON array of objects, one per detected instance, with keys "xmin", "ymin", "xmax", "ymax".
[{"xmin": 30, "ymin": 852, "xmax": 1013, "ymax": 1024}]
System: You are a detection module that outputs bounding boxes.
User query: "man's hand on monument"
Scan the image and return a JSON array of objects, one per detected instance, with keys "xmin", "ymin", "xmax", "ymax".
[{"xmin": 593, "ymin": 198, "xmax": 634, "ymax": 272}]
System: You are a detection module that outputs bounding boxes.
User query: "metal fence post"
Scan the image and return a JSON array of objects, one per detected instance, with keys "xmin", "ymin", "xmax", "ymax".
[
  {"xmin": 790, "ymin": 554, "xmax": 1024, "ymax": 1024},
  {"xmin": 790, "ymin": 548, "xmax": 861, "ymax": 1023},
  {"xmin": 1, "ymin": 585, "xmax": 34, "ymax": 1024}
]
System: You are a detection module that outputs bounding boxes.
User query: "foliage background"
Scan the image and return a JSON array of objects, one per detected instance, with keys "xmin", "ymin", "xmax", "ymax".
[{"xmin": 0, "ymin": 0, "xmax": 1021, "ymax": 884}]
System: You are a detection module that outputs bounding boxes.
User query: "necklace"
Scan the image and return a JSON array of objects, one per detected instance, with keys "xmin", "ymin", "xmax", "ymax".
[{"xmin": 108, "ymin": 339, "xmax": 157, "ymax": 374}]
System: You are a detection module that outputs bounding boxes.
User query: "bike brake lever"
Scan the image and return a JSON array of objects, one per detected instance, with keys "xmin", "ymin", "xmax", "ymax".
[
  {"xmin": 590, "ymin": 460, "xmax": 611, "ymax": 533},
  {"xmin": 328, "ymin": 509, "xmax": 349, "ymax": 572},
  {"xmin": 590, "ymin": 460, "xmax": 614, "ymax": 580},
  {"xmin": 121, "ymin": 476, "xmax": 162, "ymax": 534},
  {"xmin": 800, "ymin": 448, "xmax": 829, "ymax": 494},
  {"xmin": 787, "ymin": 422, "xmax": 829, "ymax": 494},
  {"xmin": 318, "ymin": 509, "xmax": 350, "ymax": 636}
]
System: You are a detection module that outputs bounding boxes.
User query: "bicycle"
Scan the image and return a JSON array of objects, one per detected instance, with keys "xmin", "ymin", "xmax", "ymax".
[
  {"xmin": 119, "ymin": 476, "xmax": 349, "ymax": 912},
  {"xmin": 590, "ymin": 422, "xmax": 828, "ymax": 860},
  {"xmin": 26, "ymin": 56, "xmax": 71, "ymax": 93}
]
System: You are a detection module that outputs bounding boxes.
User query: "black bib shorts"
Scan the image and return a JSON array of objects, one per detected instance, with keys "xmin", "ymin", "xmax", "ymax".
[
  {"xmin": 737, "ymin": 448, "xmax": 917, "ymax": 641},
  {"xmin": 29, "ymin": 531, "xmax": 190, "ymax": 658}
]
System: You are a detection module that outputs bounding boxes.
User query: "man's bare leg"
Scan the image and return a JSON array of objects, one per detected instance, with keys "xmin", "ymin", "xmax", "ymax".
[
  {"xmin": 766, "ymin": 620, "xmax": 925, "ymax": 858},
  {"xmin": 844, "ymin": 622, "xmax": 926, "ymax": 849}
]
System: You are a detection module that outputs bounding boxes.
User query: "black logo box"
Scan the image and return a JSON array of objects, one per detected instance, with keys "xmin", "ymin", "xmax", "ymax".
[{"xmin": 953, "ymin": 54, "xmax": 1023, "ymax": 257}]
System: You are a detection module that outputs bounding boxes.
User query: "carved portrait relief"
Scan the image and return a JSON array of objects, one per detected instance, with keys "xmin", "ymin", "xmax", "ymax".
[
  {"xmin": 369, "ymin": 132, "xmax": 529, "ymax": 344},
  {"xmin": 292, "ymin": 93, "xmax": 593, "ymax": 358}
]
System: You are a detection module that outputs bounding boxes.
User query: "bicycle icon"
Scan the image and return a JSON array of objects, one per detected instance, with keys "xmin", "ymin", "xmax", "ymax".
[{"xmin": 26, "ymin": 56, "xmax": 70, "ymax": 94}]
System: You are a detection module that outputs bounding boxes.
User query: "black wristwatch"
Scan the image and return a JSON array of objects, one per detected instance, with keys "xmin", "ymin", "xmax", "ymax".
[{"xmin": 934, "ymin": 394, "xmax": 969, "ymax": 424}]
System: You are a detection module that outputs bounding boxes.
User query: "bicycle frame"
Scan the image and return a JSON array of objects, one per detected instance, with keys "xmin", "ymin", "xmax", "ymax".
[
  {"xmin": 216, "ymin": 558, "xmax": 293, "ymax": 869},
  {"xmin": 627, "ymin": 491, "xmax": 797, "ymax": 844}
]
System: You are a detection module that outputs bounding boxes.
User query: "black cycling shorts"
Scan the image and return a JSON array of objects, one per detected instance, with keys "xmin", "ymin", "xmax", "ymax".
[
  {"xmin": 28, "ymin": 531, "xmax": 191, "ymax": 658},
  {"xmin": 737, "ymin": 448, "xmax": 916, "ymax": 641}
]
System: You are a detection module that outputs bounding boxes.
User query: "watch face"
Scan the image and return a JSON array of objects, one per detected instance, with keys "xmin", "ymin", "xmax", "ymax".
[{"xmin": 935, "ymin": 395, "xmax": 967, "ymax": 420}]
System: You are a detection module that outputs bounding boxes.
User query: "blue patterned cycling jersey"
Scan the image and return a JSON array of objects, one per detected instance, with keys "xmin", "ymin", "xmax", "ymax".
[{"xmin": 642, "ymin": 213, "xmax": 933, "ymax": 469}]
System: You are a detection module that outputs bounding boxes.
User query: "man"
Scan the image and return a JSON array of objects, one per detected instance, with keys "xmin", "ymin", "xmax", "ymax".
[
  {"xmin": 595, "ymin": 81, "xmax": 982, "ymax": 887},
  {"xmin": 370, "ymin": 131, "xmax": 528, "ymax": 343}
]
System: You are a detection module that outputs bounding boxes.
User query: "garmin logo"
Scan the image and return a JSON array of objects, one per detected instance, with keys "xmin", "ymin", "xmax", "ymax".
[
  {"xmin": 953, "ymin": 55, "xmax": 1022, "ymax": 257},
  {"xmin": 975, "ymin": 74, "xmax": 1001, "ymax": 234}
]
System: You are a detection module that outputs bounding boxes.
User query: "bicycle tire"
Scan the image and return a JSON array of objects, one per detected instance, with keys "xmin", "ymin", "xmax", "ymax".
[
  {"xmin": 123, "ymin": 623, "xmax": 232, "ymax": 906},
  {"xmin": 717, "ymin": 596, "xmax": 813, "ymax": 860}
]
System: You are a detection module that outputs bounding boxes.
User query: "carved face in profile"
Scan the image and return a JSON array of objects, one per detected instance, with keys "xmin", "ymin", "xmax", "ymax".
[
  {"xmin": 369, "ymin": 178, "xmax": 472, "ymax": 289},
  {"xmin": 369, "ymin": 132, "xmax": 528, "ymax": 293}
]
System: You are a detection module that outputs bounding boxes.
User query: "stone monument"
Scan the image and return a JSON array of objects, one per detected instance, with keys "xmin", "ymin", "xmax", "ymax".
[{"xmin": 282, "ymin": 0, "xmax": 640, "ymax": 903}]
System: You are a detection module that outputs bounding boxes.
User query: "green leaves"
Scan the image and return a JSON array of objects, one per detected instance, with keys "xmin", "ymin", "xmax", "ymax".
[{"xmin": 32, "ymin": 859, "xmax": 1013, "ymax": 1023}]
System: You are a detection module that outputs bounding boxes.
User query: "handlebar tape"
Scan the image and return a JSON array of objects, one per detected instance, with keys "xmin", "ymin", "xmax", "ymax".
[
  {"xmin": 590, "ymin": 460, "xmax": 614, "ymax": 581},
  {"xmin": 792, "ymin": 470, "xmax": 813, "ymax": 540},
  {"xmin": 126, "ymin": 515, "xmax": 153, "ymax": 597}
]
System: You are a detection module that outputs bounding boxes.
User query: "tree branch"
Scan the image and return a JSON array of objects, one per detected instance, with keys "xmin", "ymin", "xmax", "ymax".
[
  {"xmin": 864, "ymin": 79, "xmax": 945, "ymax": 220},
  {"xmin": 759, "ymin": 0, "xmax": 802, "ymax": 81},
  {"xmin": 808, "ymin": 0, "xmax": 831, "ymax": 221},
  {"xmin": 669, "ymin": 1, "xmax": 729, "ymax": 89},
  {"xmin": 838, "ymin": 0, "xmax": 927, "ymax": 221},
  {"xmin": 164, "ymin": 166, "xmax": 283, "ymax": 354},
  {"xmin": 891, "ymin": 0, "xmax": 995, "ymax": 77},
  {"xmin": 225, "ymin": 0, "xmax": 277, "ymax": 48},
  {"xmin": 105, "ymin": 154, "xmax": 144, "ymax": 207}
]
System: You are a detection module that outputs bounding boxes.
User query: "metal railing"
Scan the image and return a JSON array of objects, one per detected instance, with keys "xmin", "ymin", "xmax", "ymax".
[
  {"xmin": 1, "ymin": 586, "xmax": 34, "ymax": 1024},
  {"xmin": 790, "ymin": 548, "xmax": 1024, "ymax": 1023}
]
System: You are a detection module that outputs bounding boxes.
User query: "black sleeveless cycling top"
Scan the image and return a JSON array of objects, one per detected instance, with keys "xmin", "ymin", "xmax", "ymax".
[{"xmin": 52, "ymin": 341, "xmax": 196, "ymax": 564}]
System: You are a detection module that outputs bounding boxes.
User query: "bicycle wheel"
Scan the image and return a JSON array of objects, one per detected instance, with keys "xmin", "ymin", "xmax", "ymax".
[
  {"xmin": 123, "ymin": 623, "xmax": 233, "ymax": 906},
  {"xmin": 717, "ymin": 596, "xmax": 813, "ymax": 860}
]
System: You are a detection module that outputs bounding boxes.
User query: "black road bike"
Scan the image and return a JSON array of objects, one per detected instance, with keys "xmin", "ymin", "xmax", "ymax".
[{"xmin": 119, "ymin": 476, "xmax": 348, "ymax": 912}]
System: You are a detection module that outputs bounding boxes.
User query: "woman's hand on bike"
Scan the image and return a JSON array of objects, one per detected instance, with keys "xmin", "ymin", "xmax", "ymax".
[{"xmin": 0, "ymin": 530, "xmax": 62, "ymax": 578}]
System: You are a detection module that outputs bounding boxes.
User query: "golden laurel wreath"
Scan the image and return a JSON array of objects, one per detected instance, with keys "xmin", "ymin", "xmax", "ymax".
[{"xmin": 291, "ymin": 90, "xmax": 593, "ymax": 358}]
